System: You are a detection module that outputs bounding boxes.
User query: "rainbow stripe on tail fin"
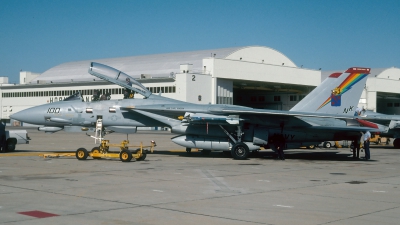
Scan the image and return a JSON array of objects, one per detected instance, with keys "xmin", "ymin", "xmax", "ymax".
[{"xmin": 290, "ymin": 67, "xmax": 370, "ymax": 115}]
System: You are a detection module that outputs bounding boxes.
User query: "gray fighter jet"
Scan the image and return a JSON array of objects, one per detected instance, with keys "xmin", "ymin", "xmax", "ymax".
[{"xmin": 11, "ymin": 63, "xmax": 387, "ymax": 159}]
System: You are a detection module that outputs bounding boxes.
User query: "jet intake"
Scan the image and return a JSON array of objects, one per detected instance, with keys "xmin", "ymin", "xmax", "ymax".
[{"xmin": 38, "ymin": 126, "xmax": 63, "ymax": 133}]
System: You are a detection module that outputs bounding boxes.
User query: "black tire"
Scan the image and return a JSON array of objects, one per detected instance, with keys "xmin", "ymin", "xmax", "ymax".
[
  {"xmin": 76, "ymin": 148, "xmax": 89, "ymax": 160},
  {"xmin": 6, "ymin": 138, "xmax": 16, "ymax": 152},
  {"xmin": 91, "ymin": 147, "xmax": 101, "ymax": 159},
  {"xmin": 186, "ymin": 147, "xmax": 191, "ymax": 153},
  {"xmin": 394, "ymin": 138, "xmax": 400, "ymax": 149},
  {"xmin": 120, "ymin": 149, "xmax": 132, "ymax": 162},
  {"xmin": 231, "ymin": 142, "xmax": 250, "ymax": 160},
  {"xmin": 137, "ymin": 153, "xmax": 147, "ymax": 161},
  {"xmin": 323, "ymin": 142, "xmax": 331, "ymax": 148},
  {"xmin": 201, "ymin": 149, "xmax": 211, "ymax": 155}
]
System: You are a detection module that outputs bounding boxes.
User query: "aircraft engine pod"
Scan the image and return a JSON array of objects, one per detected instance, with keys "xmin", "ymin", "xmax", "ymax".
[
  {"xmin": 38, "ymin": 126, "xmax": 63, "ymax": 133},
  {"xmin": 171, "ymin": 135, "xmax": 260, "ymax": 151}
]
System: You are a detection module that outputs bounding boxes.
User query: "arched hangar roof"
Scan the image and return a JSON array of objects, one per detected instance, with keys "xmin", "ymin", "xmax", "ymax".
[
  {"xmin": 370, "ymin": 67, "xmax": 400, "ymax": 80},
  {"xmin": 31, "ymin": 46, "xmax": 296, "ymax": 83}
]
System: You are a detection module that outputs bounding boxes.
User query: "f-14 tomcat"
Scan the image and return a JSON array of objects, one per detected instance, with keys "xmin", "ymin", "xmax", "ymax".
[{"xmin": 11, "ymin": 63, "xmax": 387, "ymax": 159}]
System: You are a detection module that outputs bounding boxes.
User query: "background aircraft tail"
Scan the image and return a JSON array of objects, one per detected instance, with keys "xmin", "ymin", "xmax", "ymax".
[{"xmin": 290, "ymin": 67, "xmax": 370, "ymax": 115}]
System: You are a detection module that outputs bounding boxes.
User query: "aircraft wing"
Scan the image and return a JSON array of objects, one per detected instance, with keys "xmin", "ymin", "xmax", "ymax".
[
  {"xmin": 129, "ymin": 104, "xmax": 387, "ymax": 132},
  {"xmin": 129, "ymin": 103, "xmax": 359, "ymax": 120}
]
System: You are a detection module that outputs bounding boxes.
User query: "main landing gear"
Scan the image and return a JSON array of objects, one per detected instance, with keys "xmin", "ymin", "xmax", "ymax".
[
  {"xmin": 231, "ymin": 142, "xmax": 250, "ymax": 160},
  {"xmin": 219, "ymin": 125, "xmax": 250, "ymax": 160}
]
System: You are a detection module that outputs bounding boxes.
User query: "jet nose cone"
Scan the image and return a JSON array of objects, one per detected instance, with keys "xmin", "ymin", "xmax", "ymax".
[{"xmin": 10, "ymin": 108, "xmax": 38, "ymax": 124}]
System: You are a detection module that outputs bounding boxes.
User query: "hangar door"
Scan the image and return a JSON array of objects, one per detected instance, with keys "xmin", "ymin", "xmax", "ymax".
[
  {"xmin": 376, "ymin": 92, "xmax": 400, "ymax": 114},
  {"xmin": 216, "ymin": 79, "xmax": 233, "ymax": 104},
  {"xmin": 231, "ymin": 80, "xmax": 314, "ymax": 111}
]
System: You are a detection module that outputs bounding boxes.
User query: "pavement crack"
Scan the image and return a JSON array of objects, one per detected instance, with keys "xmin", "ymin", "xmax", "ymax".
[{"xmin": 318, "ymin": 205, "xmax": 400, "ymax": 224}]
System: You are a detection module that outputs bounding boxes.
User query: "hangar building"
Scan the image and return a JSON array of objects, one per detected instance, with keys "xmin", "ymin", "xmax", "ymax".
[{"xmin": 1, "ymin": 46, "xmax": 399, "ymax": 122}]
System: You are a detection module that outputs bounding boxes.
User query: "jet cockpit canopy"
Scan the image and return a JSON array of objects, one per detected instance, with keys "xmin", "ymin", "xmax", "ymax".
[
  {"xmin": 64, "ymin": 92, "xmax": 84, "ymax": 102},
  {"xmin": 88, "ymin": 62, "xmax": 152, "ymax": 98}
]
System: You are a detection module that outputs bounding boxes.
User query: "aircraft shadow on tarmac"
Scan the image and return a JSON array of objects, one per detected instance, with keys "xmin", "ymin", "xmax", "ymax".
[
  {"xmin": 7, "ymin": 148, "xmax": 379, "ymax": 162},
  {"xmin": 151, "ymin": 150, "xmax": 372, "ymax": 162}
]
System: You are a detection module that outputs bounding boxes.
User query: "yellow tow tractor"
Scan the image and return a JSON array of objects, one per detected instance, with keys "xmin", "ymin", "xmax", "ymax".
[
  {"xmin": 40, "ymin": 119, "xmax": 156, "ymax": 162},
  {"xmin": 370, "ymin": 134, "xmax": 390, "ymax": 145},
  {"xmin": 75, "ymin": 118, "xmax": 156, "ymax": 162},
  {"xmin": 75, "ymin": 139, "xmax": 156, "ymax": 162}
]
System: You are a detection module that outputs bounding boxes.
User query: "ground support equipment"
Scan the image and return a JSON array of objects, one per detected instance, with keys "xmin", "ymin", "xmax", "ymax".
[{"xmin": 75, "ymin": 140, "xmax": 155, "ymax": 162}]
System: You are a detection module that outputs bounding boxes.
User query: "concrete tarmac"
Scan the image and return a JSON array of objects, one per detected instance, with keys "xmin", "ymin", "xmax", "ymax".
[{"xmin": 1, "ymin": 128, "xmax": 400, "ymax": 224}]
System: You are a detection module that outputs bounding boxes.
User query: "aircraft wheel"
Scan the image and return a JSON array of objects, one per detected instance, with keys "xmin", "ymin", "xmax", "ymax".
[
  {"xmin": 120, "ymin": 149, "xmax": 132, "ymax": 162},
  {"xmin": 186, "ymin": 147, "xmax": 191, "ymax": 154},
  {"xmin": 394, "ymin": 138, "xmax": 400, "ymax": 149},
  {"xmin": 137, "ymin": 153, "xmax": 147, "ymax": 161},
  {"xmin": 91, "ymin": 147, "xmax": 101, "ymax": 159},
  {"xmin": 323, "ymin": 142, "xmax": 331, "ymax": 148},
  {"xmin": 76, "ymin": 148, "xmax": 89, "ymax": 160},
  {"xmin": 231, "ymin": 142, "xmax": 249, "ymax": 160},
  {"xmin": 201, "ymin": 149, "xmax": 211, "ymax": 155}
]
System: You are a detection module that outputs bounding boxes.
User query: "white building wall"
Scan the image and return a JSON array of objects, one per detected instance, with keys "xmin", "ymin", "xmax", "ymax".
[
  {"xmin": 210, "ymin": 58, "xmax": 320, "ymax": 86},
  {"xmin": 175, "ymin": 72, "xmax": 212, "ymax": 103},
  {"xmin": 367, "ymin": 91, "xmax": 377, "ymax": 112},
  {"xmin": 174, "ymin": 73, "xmax": 188, "ymax": 102},
  {"xmin": 20, "ymin": 71, "xmax": 40, "ymax": 84},
  {"xmin": 0, "ymin": 77, "xmax": 8, "ymax": 84}
]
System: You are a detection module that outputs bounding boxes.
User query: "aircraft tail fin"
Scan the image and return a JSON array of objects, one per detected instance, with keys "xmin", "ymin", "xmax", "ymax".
[{"xmin": 290, "ymin": 67, "xmax": 370, "ymax": 115}]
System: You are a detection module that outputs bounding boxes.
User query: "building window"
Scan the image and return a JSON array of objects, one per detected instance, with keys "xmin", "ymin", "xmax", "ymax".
[
  {"xmin": 290, "ymin": 95, "xmax": 297, "ymax": 101},
  {"xmin": 259, "ymin": 96, "xmax": 265, "ymax": 102},
  {"xmin": 274, "ymin": 96, "xmax": 281, "ymax": 102},
  {"xmin": 250, "ymin": 96, "xmax": 257, "ymax": 102},
  {"xmin": 387, "ymin": 103, "xmax": 393, "ymax": 107},
  {"xmin": 395, "ymin": 103, "xmax": 399, "ymax": 107}
]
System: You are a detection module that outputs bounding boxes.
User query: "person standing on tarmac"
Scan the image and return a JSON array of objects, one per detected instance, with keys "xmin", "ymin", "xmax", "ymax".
[
  {"xmin": 276, "ymin": 133, "xmax": 286, "ymax": 160},
  {"xmin": 363, "ymin": 131, "xmax": 371, "ymax": 160},
  {"xmin": 352, "ymin": 137, "xmax": 360, "ymax": 159}
]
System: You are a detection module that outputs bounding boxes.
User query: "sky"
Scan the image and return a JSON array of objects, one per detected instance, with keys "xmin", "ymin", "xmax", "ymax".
[{"xmin": 1, "ymin": 0, "xmax": 400, "ymax": 84}]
